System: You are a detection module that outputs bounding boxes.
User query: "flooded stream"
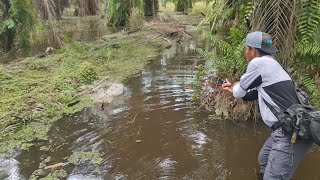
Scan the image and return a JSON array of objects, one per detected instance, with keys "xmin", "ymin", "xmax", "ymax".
[
  {"xmin": 1, "ymin": 16, "xmax": 114, "ymax": 63},
  {"xmin": 2, "ymin": 40, "xmax": 320, "ymax": 179}
]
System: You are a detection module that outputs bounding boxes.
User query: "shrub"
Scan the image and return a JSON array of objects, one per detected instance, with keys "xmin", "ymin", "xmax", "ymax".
[
  {"xmin": 128, "ymin": 7, "xmax": 144, "ymax": 31},
  {"xmin": 76, "ymin": 61, "xmax": 98, "ymax": 84}
]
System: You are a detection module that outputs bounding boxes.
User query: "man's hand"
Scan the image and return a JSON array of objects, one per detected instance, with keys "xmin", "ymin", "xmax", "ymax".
[
  {"xmin": 222, "ymin": 79, "xmax": 239, "ymax": 93},
  {"xmin": 221, "ymin": 79, "xmax": 232, "ymax": 93}
]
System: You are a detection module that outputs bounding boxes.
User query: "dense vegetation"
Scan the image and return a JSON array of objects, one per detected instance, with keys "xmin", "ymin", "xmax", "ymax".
[{"xmin": 197, "ymin": 0, "xmax": 320, "ymax": 117}]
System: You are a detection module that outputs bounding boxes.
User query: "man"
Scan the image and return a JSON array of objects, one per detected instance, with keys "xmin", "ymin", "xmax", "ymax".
[{"xmin": 221, "ymin": 31, "xmax": 313, "ymax": 179}]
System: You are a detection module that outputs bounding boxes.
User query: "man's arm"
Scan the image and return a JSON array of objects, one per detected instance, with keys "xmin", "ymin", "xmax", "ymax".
[
  {"xmin": 222, "ymin": 62, "xmax": 261, "ymax": 100},
  {"xmin": 223, "ymin": 82, "xmax": 258, "ymax": 101},
  {"xmin": 242, "ymin": 90, "xmax": 258, "ymax": 101}
]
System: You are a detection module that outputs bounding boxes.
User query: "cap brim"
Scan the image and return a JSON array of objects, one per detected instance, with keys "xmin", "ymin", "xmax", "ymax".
[{"xmin": 260, "ymin": 47, "xmax": 279, "ymax": 54}]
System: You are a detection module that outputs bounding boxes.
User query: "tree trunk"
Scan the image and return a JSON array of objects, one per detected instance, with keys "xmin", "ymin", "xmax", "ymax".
[
  {"xmin": 35, "ymin": 0, "xmax": 70, "ymax": 20},
  {"xmin": 87, "ymin": 0, "xmax": 99, "ymax": 15},
  {"xmin": 55, "ymin": 0, "xmax": 70, "ymax": 18},
  {"xmin": 144, "ymin": 0, "xmax": 158, "ymax": 16},
  {"xmin": 74, "ymin": 0, "xmax": 99, "ymax": 16}
]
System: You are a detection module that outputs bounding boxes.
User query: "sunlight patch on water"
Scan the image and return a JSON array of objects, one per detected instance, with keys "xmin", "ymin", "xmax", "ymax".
[
  {"xmin": 157, "ymin": 157, "xmax": 177, "ymax": 179},
  {"xmin": 190, "ymin": 132, "xmax": 207, "ymax": 150}
]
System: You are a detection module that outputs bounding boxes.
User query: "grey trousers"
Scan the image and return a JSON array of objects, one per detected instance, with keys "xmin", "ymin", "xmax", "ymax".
[{"xmin": 258, "ymin": 128, "xmax": 313, "ymax": 180}]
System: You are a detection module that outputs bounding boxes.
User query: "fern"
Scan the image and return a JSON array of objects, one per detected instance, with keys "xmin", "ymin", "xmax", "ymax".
[
  {"xmin": 243, "ymin": 1, "xmax": 253, "ymax": 24},
  {"xmin": 198, "ymin": 30, "xmax": 247, "ymax": 79},
  {"xmin": 296, "ymin": 42, "xmax": 320, "ymax": 59},
  {"xmin": 302, "ymin": 75, "xmax": 318, "ymax": 93},
  {"xmin": 294, "ymin": 30, "xmax": 320, "ymax": 76},
  {"xmin": 298, "ymin": 0, "xmax": 320, "ymax": 43},
  {"xmin": 294, "ymin": 1, "xmax": 320, "ymax": 108},
  {"xmin": 299, "ymin": 74, "xmax": 320, "ymax": 107}
]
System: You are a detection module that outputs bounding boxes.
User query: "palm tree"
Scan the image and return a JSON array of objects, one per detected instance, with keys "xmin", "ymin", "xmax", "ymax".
[
  {"xmin": 35, "ymin": 0, "xmax": 62, "ymax": 46},
  {"xmin": 251, "ymin": 0, "xmax": 301, "ymax": 68},
  {"xmin": 73, "ymin": 0, "xmax": 100, "ymax": 16}
]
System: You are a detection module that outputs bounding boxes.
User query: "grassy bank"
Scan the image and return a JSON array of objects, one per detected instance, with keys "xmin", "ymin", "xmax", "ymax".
[{"xmin": 0, "ymin": 29, "xmax": 163, "ymax": 153}]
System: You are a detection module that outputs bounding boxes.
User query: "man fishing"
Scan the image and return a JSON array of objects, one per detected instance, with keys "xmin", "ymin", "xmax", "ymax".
[{"xmin": 221, "ymin": 31, "xmax": 313, "ymax": 179}]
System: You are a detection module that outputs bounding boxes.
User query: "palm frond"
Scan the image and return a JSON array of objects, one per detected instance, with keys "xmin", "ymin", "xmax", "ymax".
[
  {"xmin": 199, "ymin": 32, "xmax": 247, "ymax": 79},
  {"xmin": 298, "ymin": 0, "xmax": 320, "ymax": 43},
  {"xmin": 296, "ymin": 41, "xmax": 320, "ymax": 58},
  {"xmin": 198, "ymin": 1, "xmax": 228, "ymax": 32},
  {"xmin": 252, "ymin": 0, "xmax": 301, "ymax": 68}
]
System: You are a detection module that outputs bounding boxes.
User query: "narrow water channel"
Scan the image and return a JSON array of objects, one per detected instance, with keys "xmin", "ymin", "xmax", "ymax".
[{"xmin": 4, "ymin": 40, "xmax": 320, "ymax": 179}]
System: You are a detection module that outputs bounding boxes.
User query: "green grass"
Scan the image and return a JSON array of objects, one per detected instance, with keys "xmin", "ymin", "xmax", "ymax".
[
  {"xmin": 191, "ymin": 2, "xmax": 212, "ymax": 16},
  {"xmin": 159, "ymin": 2, "xmax": 176, "ymax": 12},
  {"xmin": 0, "ymin": 30, "xmax": 162, "ymax": 153}
]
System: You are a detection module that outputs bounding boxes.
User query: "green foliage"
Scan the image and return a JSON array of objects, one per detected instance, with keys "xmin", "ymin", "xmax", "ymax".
[
  {"xmin": 68, "ymin": 151, "xmax": 103, "ymax": 165},
  {"xmin": 199, "ymin": 0, "xmax": 252, "ymax": 33},
  {"xmin": 300, "ymin": 74, "xmax": 320, "ymax": 107},
  {"xmin": 190, "ymin": 1, "xmax": 209, "ymax": 15},
  {"xmin": 199, "ymin": 1, "xmax": 229, "ymax": 32},
  {"xmin": 243, "ymin": 1, "xmax": 253, "ymax": 23},
  {"xmin": 298, "ymin": 0, "xmax": 320, "ymax": 43},
  {"xmin": 159, "ymin": 1, "xmax": 175, "ymax": 12},
  {"xmin": 108, "ymin": 0, "xmax": 144, "ymax": 27},
  {"xmin": 1, "ymin": 19, "xmax": 15, "ymax": 31},
  {"xmin": 302, "ymin": 75, "xmax": 318, "ymax": 93},
  {"xmin": 41, "ymin": 170, "xmax": 68, "ymax": 180},
  {"xmin": 0, "ymin": 0, "xmax": 37, "ymax": 51},
  {"xmin": 294, "ymin": 1, "xmax": 320, "ymax": 107},
  {"xmin": 295, "ymin": 0, "xmax": 320, "ymax": 73},
  {"xmin": 108, "ymin": 0, "xmax": 129, "ymax": 26},
  {"xmin": 295, "ymin": 41, "xmax": 320, "ymax": 74},
  {"xmin": 197, "ymin": 28, "xmax": 247, "ymax": 80},
  {"xmin": 25, "ymin": 57, "xmax": 57, "ymax": 71},
  {"xmin": 77, "ymin": 61, "xmax": 98, "ymax": 84},
  {"xmin": 128, "ymin": 7, "xmax": 144, "ymax": 30},
  {"xmin": 294, "ymin": 41, "xmax": 320, "ymax": 108},
  {"xmin": 175, "ymin": 0, "xmax": 192, "ymax": 12},
  {"xmin": 56, "ymin": 90, "xmax": 76, "ymax": 105}
]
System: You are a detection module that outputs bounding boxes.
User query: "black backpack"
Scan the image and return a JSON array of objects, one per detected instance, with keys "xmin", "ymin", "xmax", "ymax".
[{"xmin": 265, "ymin": 86, "xmax": 320, "ymax": 145}]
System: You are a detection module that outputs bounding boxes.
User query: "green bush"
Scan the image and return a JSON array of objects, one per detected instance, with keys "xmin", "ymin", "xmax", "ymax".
[
  {"xmin": 128, "ymin": 7, "xmax": 144, "ymax": 31},
  {"xmin": 76, "ymin": 61, "xmax": 98, "ymax": 84},
  {"xmin": 0, "ymin": 0, "xmax": 37, "ymax": 51}
]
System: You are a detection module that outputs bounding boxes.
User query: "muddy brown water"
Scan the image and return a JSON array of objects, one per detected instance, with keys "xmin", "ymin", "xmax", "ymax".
[{"xmin": 3, "ymin": 41, "xmax": 320, "ymax": 179}]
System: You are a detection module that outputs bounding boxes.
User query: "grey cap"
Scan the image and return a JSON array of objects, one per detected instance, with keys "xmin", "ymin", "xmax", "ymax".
[{"xmin": 246, "ymin": 31, "xmax": 279, "ymax": 54}]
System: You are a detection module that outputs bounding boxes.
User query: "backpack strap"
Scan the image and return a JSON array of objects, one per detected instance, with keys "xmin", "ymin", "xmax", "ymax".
[{"xmin": 262, "ymin": 98, "xmax": 285, "ymax": 130}]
